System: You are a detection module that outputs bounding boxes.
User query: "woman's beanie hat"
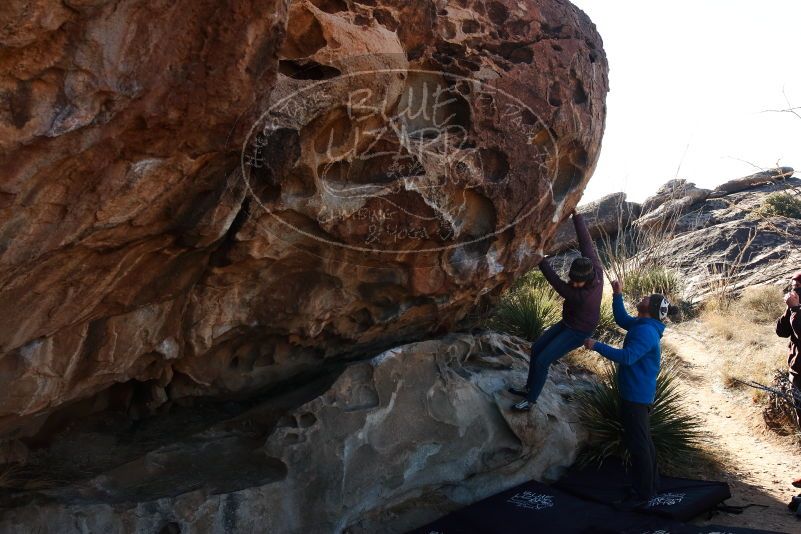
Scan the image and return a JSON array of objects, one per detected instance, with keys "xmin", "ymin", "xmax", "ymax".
[
  {"xmin": 568, "ymin": 257, "xmax": 595, "ymax": 282},
  {"xmin": 648, "ymin": 293, "xmax": 670, "ymax": 321}
]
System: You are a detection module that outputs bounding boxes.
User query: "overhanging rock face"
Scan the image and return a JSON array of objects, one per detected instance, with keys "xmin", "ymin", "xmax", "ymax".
[
  {"xmin": 0, "ymin": 332, "xmax": 586, "ymax": 533},
  {"xmin": 0, "ymin": 0, "xmax": 608, "ymax": 438}
]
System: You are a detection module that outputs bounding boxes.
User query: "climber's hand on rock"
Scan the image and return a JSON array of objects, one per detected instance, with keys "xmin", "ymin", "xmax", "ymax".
[
  {"xmin": 583, "ymin": 338, "xmax": 596, "ymax": 350},
  {"xmin": 611, "ymin": 280, "xmax": 622, "ymax": 295}
]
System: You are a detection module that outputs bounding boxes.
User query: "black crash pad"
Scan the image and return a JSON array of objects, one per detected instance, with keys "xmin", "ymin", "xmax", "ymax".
[
  {"xmin": 553, "ymin": 459, "xmax": 731, "ymax": 522},
  {"xmin": 687, "ymin": 527, "xmax": 789, "ymax": 534},
  {"xmin": 408, "ymin": 460, "xmax": 789, "ymax": 534},
  {"xmin": 407, "ymin": 478, "xmax": 685, "ymax": 534},
  {"xmin": 595, "ymin": 523, "xmax": 789, "ymax": 534}
]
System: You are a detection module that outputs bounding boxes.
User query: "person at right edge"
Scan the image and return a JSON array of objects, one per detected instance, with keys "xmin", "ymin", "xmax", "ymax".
[
  {"xmin": 583, "ymin": 280, "xmax": 678, "ymax": 509},
  {"xmin": 777, "ymin": 271, "xmax": 801, "ymax": 488}
]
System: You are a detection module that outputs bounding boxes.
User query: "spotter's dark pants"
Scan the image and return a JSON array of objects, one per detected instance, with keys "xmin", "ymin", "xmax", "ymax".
[
  {"xmin": 790, "ymin": 371, "xmax": 801, "ymax": 426},
  {"xmin": 620, "ymin": 399, "xmax": 660, "ymax": 500}
]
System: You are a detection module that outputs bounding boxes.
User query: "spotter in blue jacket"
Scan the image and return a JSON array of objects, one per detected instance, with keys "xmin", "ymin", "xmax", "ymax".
[{"xmin": 593, "ymin": 294, "xmax": 664, "ymax": 404}]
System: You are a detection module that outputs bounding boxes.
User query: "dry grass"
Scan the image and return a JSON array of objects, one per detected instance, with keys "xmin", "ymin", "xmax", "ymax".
[
  {"xmin": 736, "ymin": 285, "xmax": 785, "ymax": 323},
  {"xmin": 700, "ymin": 228, "xmax": 758, "ymax": 312},
  {"xmin": 624, "ymin": 266, "xmax": 684, "ymax": 303},
  {"xmin": 563, "ymin": 347, "xmax": 614, "ymax": 376},
  {"xmin": 700, "ymin": 287, "xmax": 788, "ymax": 399},
  {"xmin": 697, "ymin": 284, "xmax": 801, "ymax": 439}
]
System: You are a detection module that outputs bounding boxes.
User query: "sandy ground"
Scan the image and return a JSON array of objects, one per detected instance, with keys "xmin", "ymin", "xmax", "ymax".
[{"xmin": 666, "ymin": 320, "xmax": 801, "ymax": 533}]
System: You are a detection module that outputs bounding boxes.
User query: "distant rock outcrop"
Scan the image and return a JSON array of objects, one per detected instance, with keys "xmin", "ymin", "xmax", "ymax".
[
  {"xmin": 634, "ymin": 183, "xmax": 711, "ymax": 231},
  {"xmin": 655, "ymin": 176, "xmax": 801, "ymax": 299},
  {"xmin": 549, "ymin": 168, "xmax": 800, "ymax": 301},
  {"xmin": 640, "ymin": 179, "xmax": 704, "ymax": 215}
]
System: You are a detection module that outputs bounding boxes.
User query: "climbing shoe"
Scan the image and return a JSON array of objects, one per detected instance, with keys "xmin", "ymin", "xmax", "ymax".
[
  {"xmin": 507, "ymin": 387, "xmax": 529, "ymax": 398},
  {"xmin": 511, "ymin": 399, "xmax": 532, "ymax": 412}
]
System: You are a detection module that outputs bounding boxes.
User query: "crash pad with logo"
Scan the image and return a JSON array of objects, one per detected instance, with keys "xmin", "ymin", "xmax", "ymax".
[{"xmin": 553, "ymin": 458, "xmax": 732, "ymax": 521}]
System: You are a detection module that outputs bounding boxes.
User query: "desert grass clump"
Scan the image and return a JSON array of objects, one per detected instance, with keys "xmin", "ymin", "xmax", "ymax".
[
  {"xmin": 753, "ymin": 191, "xmax": 801, "ymax": 220},
  {"xmin": 623, "ymin": 266, "xmax": 683, "ymax": 304},
  {"xmin": 736, "ymin": 285, "xmax": 786, "ymax": 323},
  {"xmin": 488, "ymin": 271, "xmax": 561, "ymax": 341},
  {"xmin": 700, "ymin": 288, "xmax": 788, "ymax": 394},
  {"xmin": 507, "ymin": 268, "xmax": 554, "ymax": 294},
  {"xmin": 575, "ymin": 356, "xmax": 707, "ymax": 472}
]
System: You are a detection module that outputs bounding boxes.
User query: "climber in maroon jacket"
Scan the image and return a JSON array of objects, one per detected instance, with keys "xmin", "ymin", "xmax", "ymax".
[{"xmin": 510, "ymin": 209, "xmax": 604, "ymax": 411}]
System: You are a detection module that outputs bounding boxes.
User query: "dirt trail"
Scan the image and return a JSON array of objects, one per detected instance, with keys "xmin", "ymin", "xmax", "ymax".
[{"xmin": 666, "ymin": 321, "xmax": 801, "ymax": 532}]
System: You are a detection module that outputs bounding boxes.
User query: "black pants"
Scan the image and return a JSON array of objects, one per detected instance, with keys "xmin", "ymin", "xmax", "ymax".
[
  {"xmin": 790, "ymin": 372, "xmax": 801, "ymax": 426},
  {"xmin": 620, "ymin": 399, "xmax": 660, "ymax": 500}
]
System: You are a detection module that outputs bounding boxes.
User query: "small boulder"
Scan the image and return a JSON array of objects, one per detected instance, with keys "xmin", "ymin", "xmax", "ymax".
[
  {"xmin": 641, "ymin": 179, "xmax": 699, "ymax": 215},
  {"xmin": 709, "ymin": 167, "xmax": 795, "ymax": 198},
  {"xmin": 634, "ymin": 186, "xmax": 711, "ymax": 231}
]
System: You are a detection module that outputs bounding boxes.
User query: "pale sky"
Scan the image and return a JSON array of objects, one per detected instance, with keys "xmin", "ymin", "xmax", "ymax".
[{"xmin": 570, "ymin": 0, "xmax": 801, "ymax": 203}]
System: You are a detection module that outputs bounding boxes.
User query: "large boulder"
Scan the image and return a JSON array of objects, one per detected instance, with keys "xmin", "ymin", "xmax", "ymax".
[
  {"xmin": 0, "ymin": 331, "xmax": 587, "ymax": 533},
  {"xmin": 547, "ymin": 192, "xmax": 641, "ymax": 254},
  {"xmin": 0, "ymin": 0, "xmax": 608, "ymax": 439}
]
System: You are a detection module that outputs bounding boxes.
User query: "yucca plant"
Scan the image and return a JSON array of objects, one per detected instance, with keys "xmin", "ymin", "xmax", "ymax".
[
  {"xmin": 575, "ymin": 358, "xmax": 707, "ymax": 471},
  {"xmin": 488, "ymin": 286, "xmax": 561, "ymax": 341},
  {"xmin": 507, "ymin": 268, "xmax": 554, "ymax": 294},
  {"xmin": 623, "ymin": 266, "xmax": 683, "ymax": 303}
]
